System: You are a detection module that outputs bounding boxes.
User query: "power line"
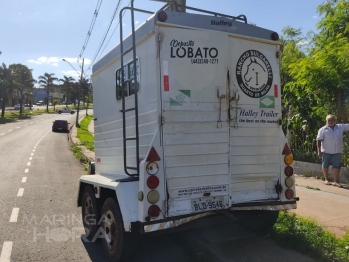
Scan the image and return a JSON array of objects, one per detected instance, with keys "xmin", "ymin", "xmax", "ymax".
[
  {"xmin": 85, "ymin": 0, "xmax": 131, "ymax": 76},
  {"xmin": 78, "ymin": 0, "xmax": 104, "ymax": 59},
  {"xmin": 85, "ymin": 0, "xmax": 124, "ymax": 73}
]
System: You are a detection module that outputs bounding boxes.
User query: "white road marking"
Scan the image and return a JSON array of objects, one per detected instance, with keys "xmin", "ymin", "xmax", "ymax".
[
  {"xmin": 16, "ymin": 127, "xmax": 20, "ymax": 129},
  {"xmin": 27, "ymin": 162, "xmax": 31, "ymax": 166},
  {"xmin": 34, "ymin": 147, "xmax": 36, "ymax": 149},
  {"xmin": 21, "ymin": 177, "xmax": 27, "ymax": 182},
  {"xmin": 8, "ymin": 130, "xmax": 12, "ymax": 132},
  {"xmin": 0, "ymin": 134, "xmax": 4, "ymax": 136},
  {"xmin": 32, "ymin": 150, "xmax": 35, "ymax": 152},
  {"xmin": 29, "ymin": 157, "xmax": 32, "ymax": 160},
  {"xmin": 17, "ymin": 188, "xmax": 24, "ymax": 197},
  {"xmin": 24, "ymin": 169, "xmax": 29, "ymax": 173},
  {"xmin": 9, "ymin": 208, "xmax": 19, "ymax": 222},
  {"xmin": 0, "ymin": 241, "xmax": 13, "ymax": 262},
  {"xmin": 30, "ymin": 153, "xmax": 34, "ymax": 156}
]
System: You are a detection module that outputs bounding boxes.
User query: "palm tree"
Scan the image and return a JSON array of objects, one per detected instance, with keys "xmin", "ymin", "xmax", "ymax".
[
  {"xmin": 59, "ymin": 75, "xmax": 75, "ymax": 106},
  {"xmin": 38, "ymin": 73, "xmax": 58, "ymax": 112},
  {"xmin": 9, "ymin": 64, "xmax": 36, "ymax": 116}
]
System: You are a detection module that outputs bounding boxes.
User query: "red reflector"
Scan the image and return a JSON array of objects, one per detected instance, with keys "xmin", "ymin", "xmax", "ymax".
[
  {"xmin": 157, "ymin": 11, "xmax": 168, "ymax": 22},
  {"xmin": 147, "ymin": 176, "xmax": 160, "ymax": 189},
  {"xmin": 274, "ymin": 84, "xmax": 278, "ymax": 98},
  {"xmin": 146, "ymin": 147, "xmax": 161, "ymax": 162},
  {"xmin": 282, "ymin": 143, "xmax": 292, "ymax": 155},
  {"xmin": 271, "ymin": 32, "xmax": 279, "ymax": 41},
  {"xmin": 148, "ymin": 205, "xmax": 161, "ymax": 218},
  {"xmin": 285, "ymin": 189, "xmax": 294, "ymax": 200},
  {"xmin": 285, "ymin": 166, "xmax": 294, "ymax": 176},
  {"xmin": 164, "ymin": 75, "xmax": 169, "ymax": 91}
]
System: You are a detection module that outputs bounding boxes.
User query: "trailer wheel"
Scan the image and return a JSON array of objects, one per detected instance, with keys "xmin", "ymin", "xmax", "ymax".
[
  {"xmin": 101, "ymin": 198, "xmax": 139, "ymax": 262},
  {"xmin": 81, "ymin": 186, "xmax": 99, "ymax": 240},
  {"xmin": 232, "ymin": 210, "xmax": 279, "ymax": 232}
]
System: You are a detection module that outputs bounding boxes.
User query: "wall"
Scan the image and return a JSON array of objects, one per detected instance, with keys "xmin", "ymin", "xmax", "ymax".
[{"xmin": 294, "ymin": 161, "xmax": 349, "ymax": 183}]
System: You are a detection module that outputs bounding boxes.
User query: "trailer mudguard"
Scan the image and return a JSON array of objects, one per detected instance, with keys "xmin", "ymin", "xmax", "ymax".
[{"xmin": 79, "ymin": 174, "xmax": 139, "ymax": 232}]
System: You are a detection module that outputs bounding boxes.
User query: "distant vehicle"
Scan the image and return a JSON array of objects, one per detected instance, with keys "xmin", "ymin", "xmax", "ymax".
[
  {"xmin": 14, "ymin": 104, "xmax": 22, "ymax": 110},
  {"xmin": 56, "ymin": 107, "xmax": 75, "ymax": 114},
  {"xmin": 36, "ymin": 101, "xmax": 44, "ymax": 106},
  {"xmin": 52, "ymin": 120, "xmax": 70, "ymax": 132}
]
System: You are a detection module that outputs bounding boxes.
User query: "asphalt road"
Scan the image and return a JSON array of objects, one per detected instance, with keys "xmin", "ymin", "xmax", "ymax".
[{"xmin": 0, "ymin": 113, "xmax": 316, "ymax": 262}]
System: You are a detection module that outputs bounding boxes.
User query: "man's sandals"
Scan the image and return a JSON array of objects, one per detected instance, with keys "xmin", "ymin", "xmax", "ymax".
[{"xmin": 332, "ymin": 182, "xmax": 343, "ymax": 188}]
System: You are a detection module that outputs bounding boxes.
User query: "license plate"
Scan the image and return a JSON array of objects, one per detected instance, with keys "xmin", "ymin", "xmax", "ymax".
[{"xmin": 191, "ymin": 197, "xmax": 224, "ymax": 212}]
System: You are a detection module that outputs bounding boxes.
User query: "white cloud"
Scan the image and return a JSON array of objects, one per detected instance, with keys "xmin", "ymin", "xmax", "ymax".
[
  {"xmin": 62, "ymin": 70, "xmax": 80, "ymax": 78},
  {"xmin": 28, "ymin": 56, "xmax": 91, "ymax": 66},
  {"xmin": 313, "ymin": 15, "xmax": 318, "ymax": 19},
  {"xmin": 27, "ymin": 59, "xmax": 41, "ymax": 64}
]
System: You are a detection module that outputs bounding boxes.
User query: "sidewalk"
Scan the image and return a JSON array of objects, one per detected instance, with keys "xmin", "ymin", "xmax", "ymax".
[
  {"xmin": 293, "ymin": 175, "xmax": 349, "ymax": 238},
  {"xmin": 70, "ymin": 117, "xmax": 349, "ymax": 237}
]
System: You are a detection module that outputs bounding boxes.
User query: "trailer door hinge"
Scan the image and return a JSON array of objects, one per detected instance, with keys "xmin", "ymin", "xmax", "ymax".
[{"xmin": 158, "ymin": 34, "xmax": 161, "ymax": 42}]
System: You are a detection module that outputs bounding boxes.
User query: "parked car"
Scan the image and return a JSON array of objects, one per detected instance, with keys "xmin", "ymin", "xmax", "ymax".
[
  {"xmin": 14, "ymin": 104, "xmax": 22, "ymax": 110},
  {"xmin": 56, "ymin": 107, "xmax": 75, "ymax": 114},
  {"xmin": 36, "ymin": 101, "xmax": 44, "ymax": 106},
  {"xmin": 52, "ymin": 120, "xmax": 70, "ymax": 132}
]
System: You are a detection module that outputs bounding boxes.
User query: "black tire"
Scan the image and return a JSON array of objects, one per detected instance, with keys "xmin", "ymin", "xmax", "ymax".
[
  {"xmin": 88, "ymin": 162, "xmax": 95, "ymax": 175},
  {"xmin": 81, "ymin": 186, "xmax": 99, "ymax": 240},
  {"xmin": 71, "ymin": 111, "xmax": 75, "ymax": 114},
  {"xmin": 58, "ymin": 111, "xmax": 62, "ymax": 114},
  {"xmin": 101, "ymin": 198, "xmax": 139, "ymax": 262},
  {"xmin": 232, "ymin": 210, "xmax": 279, "ymax": 232}
]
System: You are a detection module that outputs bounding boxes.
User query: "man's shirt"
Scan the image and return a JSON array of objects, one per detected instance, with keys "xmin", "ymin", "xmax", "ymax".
[{"xmin": 316, "ymin": 124, "xmax": 349, "ymax": 154}]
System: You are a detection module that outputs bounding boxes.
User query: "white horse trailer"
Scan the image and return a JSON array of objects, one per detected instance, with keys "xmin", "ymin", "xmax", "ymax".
[{"xmin": 77, "ymin": 1, "xmax": 297, "ymax": 260}]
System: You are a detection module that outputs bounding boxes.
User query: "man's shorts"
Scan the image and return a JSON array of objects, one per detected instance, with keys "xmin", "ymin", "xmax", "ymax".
[{"xmin": 322, "ymin": 153, "xmax": 341, "ymax": 169}]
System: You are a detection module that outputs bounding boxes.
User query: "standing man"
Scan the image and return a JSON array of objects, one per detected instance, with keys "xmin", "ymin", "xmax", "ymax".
[{"xmin": 316, "ymin": 114, "xmax": 349, "ymax": 187}]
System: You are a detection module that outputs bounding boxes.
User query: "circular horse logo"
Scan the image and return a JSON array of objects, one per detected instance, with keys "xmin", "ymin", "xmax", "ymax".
[{"xmin": 236, "ymin": 50, "xmax": 273, "ymax": 98}]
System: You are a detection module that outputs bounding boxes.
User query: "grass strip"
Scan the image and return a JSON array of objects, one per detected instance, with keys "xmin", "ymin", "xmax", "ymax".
[
  {"xmin": 76, "ymin": 114, "xmax": 94, "ymax": 152},
  {"xmin": 272, "ymin": 211, "xmax": 349, "ymax": 262}
]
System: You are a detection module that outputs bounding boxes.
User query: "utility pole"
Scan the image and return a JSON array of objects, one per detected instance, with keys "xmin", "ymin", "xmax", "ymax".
[{"xmin": 76, "ymin": 58, "xmax": 84, "ymax": 128}]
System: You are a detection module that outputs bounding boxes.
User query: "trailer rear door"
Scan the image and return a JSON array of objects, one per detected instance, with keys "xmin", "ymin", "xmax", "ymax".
[
  {"xmin": 229, "ymin": 38, "xmax": 282, "ymax": 204},
  {"xmin": 159, "ymin": 27, "xmax": 231, "ymax": 216}
]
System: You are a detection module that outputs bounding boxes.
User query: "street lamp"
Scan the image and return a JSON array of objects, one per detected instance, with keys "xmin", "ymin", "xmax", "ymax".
[{"xmin": 62, "ymin": 58, "xmax": 84, "ymax": 127}]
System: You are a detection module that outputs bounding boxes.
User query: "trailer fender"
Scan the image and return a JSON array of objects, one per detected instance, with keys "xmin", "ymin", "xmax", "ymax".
[{"xmin": 78, "ymin": 175, "xmax": 139, "ymax": 232}]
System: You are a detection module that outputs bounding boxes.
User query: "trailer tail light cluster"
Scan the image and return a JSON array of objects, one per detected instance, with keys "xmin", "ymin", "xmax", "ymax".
[
  {"xmin": 146, "ymin": 147, "xmax": 161, "ymax": 218},
  {"xmin": 283, "ymin": 143, "xmax": 294, "ymax": 200}
]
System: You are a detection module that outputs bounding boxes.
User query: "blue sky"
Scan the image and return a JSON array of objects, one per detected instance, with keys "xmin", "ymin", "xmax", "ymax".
[{"xmin": 0, "ymin": 0, "xmax": 325, "ymax": 85}]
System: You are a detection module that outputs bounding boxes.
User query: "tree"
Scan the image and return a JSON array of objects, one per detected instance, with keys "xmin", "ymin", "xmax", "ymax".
[
  {"xmin": 0, "ymin": 63, "xmax": 11, "ymax": 119},
  {"xmin": 9, "ymin": 64, "xmax": 36, "ymax": 116},
  {"xmin": 59, "ymin": 75, "xmax": 75, "ymax": 106},
  {"xmin": 38, "ymin": 73, "xmax": 58, "ymax": 112},
  {"xmin": 280, "ymin": 0, "xmax": 349, "ymax": 164}
]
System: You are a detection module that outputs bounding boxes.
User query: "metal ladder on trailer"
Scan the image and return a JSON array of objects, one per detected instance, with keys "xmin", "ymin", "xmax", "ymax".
[{"xmin": 118, "ymin": 1, "xmax": 153, "ymax": 177}]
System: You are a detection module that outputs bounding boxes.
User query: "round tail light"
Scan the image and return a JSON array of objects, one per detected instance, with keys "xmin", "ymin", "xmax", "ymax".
[
  {"xmin": 147, "ymin": 190, "xmax": 160, "ymax": 204},
  {"xmin": 284, "ymin": 166, "xmax": 294, "ymax": 176},
  {"xmin": 147, "ymin": 175, "xmax": 159, "ymax": 189},
  {"xmin": 285, "ymin": 189, "xmax": 294, "ymax": 200},
  {"xmin": 285, "ymin": 177, "xmax": 294, "ymax": 188},
  {"xmin": 148, "ymin": 205, "xmax": 161, "ymax": 218},
  {"xmin": 284, "ymin": 154, "xmax": 293, "ymax": 165},
  {"xmin": 146, "ymin": 162, "xmax": 159, "ymax": 175}
]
